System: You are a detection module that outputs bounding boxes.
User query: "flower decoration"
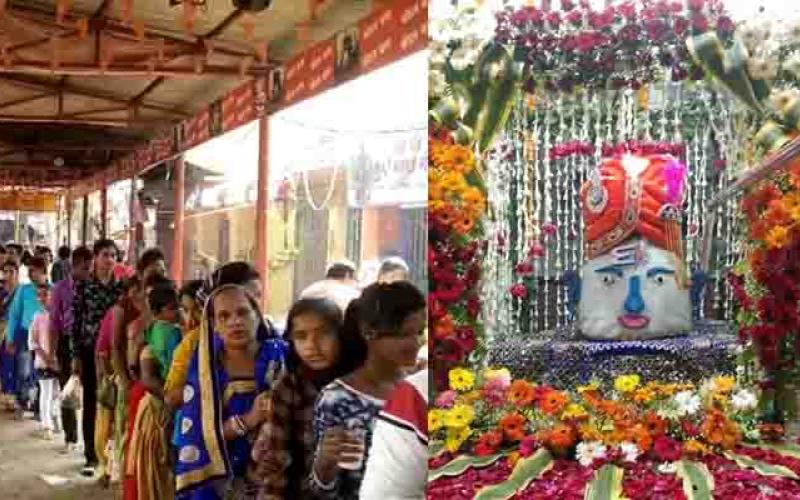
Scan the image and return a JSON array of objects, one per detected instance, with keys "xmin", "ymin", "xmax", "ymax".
[
  {"xmin": 494, "ymin": 0, "xmax": 729, "ymax": 91},
  {"xmin": 429, "ymin": 133, "xmax": 488, "ymax": 389}
]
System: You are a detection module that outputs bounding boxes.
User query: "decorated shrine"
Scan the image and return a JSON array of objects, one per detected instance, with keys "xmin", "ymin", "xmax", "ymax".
[{"xmin": 428, "ymin": 0, "xmax": 800, "ymax": 497}]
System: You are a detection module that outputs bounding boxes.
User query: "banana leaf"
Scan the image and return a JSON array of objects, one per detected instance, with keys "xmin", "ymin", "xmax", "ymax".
[
  {"xmin": 475, "ymin": 57, "xmax": 522, "ymax": 154},
  {"xmin": 474, "ymin": 449, "xmax": 554, "ymax": 500},
  {"xmin": 676, "ymin": 460, "xmax": 715, "ymax": 500},
  {"xmin": 428, "ymin": 453, "xmax": 505, "ymax": 483},
  {"xmin": 584, "ymin": 464, "xmax": 625, "ymax": 500},
  {"xmin": 724, "ymin": 451, "xmax": 800, "ymax": 479}
]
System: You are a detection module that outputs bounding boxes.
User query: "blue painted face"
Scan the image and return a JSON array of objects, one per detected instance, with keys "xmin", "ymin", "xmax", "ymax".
[{"xmin": 579, "ymin": 240, "xmax": 692, "ymax": 340}]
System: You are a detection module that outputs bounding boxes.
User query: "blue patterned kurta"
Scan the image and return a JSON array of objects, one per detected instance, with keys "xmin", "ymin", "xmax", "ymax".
[{"xmin": 310, "ymin": 379, "xmax": 385, "ymax": 499}]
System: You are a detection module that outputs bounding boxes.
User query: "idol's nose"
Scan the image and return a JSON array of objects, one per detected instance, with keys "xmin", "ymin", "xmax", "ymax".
[{"xmin": 624, "ymin": 275, "xmax": 645, "ymax": 314}]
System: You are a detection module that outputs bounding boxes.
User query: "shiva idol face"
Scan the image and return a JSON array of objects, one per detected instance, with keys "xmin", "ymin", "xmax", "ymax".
[{"xmin": 578, "ymin": 238, "xmax": 691, "ymax": 340}]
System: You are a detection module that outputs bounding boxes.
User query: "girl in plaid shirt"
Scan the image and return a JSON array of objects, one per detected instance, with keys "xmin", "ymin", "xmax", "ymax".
[{"xmin": 251, "ymin": 297, "xmax": 366, "ymax": 499}]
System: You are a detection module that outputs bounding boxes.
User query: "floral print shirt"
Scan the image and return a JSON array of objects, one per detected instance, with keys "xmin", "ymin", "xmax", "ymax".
[
  {"xmin": 309, "ymin": 378, "xmax": 385, "ymax": 500},
  {"xmin": 70, "ymin": 275, "xmax": 123, "ymax": 356}
]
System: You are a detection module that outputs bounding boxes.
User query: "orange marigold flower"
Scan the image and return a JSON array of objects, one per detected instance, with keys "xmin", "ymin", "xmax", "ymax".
[
  {"xmin": 508, "ymin": 379, "xmax": 536, "ymax": 407},
  {"xmin": 644, "ymin": 412, "xmax": 668, "ymax": 438},
  {"xmin": 766, "ymin": 225, "xmax": 791, "ymax": 249},
  {"xmin": 701, "ymin": 410, "xmax": 742, "ymax": 450},
  {"xmin": 539, "ymin": 389, "xmax": 569, "ymax": 416},
  {"xmin": 499, "ymin": 412, "xmax": 528, "ymax": 442},
  {"xmin": 547, "ymin": 424, "xmax": 578, "ymax": 451},
  {"xmin": 631, "ymin": 423, "xmax": 653, "ymax": 452}
]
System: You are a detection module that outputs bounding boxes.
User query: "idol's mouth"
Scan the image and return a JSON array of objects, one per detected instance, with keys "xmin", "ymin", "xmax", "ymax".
[{"xmin": 618, "ymin": 314, "xmax": 650, "ymax": 330}]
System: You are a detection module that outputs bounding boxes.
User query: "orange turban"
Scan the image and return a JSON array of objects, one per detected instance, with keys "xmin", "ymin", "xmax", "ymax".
[{"xmin": 581, "ymin": 155, "xmax": 686, "ymax": 261}]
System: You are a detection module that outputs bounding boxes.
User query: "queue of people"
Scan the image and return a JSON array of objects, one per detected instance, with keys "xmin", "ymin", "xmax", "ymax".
[{"xmin": 0, "ymin": 241, "xmax": 428, "ymax": 499}]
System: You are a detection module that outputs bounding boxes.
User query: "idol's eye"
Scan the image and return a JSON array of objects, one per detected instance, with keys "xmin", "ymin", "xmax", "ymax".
[
  {"xmin": 602, "ymin": 275, "xmax": 616, "ymax": 286},
  {"xmin": 646, "ymin": 267, "xmax": 674, "ymax": 286},
  {"xmin": 654, "ymin": 275, "xmax": 666, "ymax": 285}
]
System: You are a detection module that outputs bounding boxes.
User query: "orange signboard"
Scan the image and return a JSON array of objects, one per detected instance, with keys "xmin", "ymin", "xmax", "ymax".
[
  {"xmin": 283, "ymin": 40, "xmax": 335, "ymax": 105},
  {"xmin": 0, "ymin": 193, "xmax": 58, "ymax": 212},
  {"xmin": 359, "ymin": 6, "xmax": 395, "ymax": 72}
]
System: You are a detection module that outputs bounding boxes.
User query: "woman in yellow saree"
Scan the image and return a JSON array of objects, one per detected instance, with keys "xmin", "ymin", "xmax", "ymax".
[{"xmin": 128, "ymin": 281, "xmax": 182, "ymax": 499}]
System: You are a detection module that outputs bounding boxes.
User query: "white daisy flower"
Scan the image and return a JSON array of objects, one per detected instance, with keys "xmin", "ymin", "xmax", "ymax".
[
  {"xmin": 748, "ymin": 58, "xmax": 779, "ymax": 80},
  {"xmin": 674, "ymin": 391, "xmax": 702, "ymax": 417},
  {"xmin": 576, "ymin": 441, "xmax": 607, "ymax": 467},
  {"xmin": 731, "ymin": 389, "xmax": 758, "ymax": 412},
  {"xmin": 619, "ymin": 442, "xmax": 641, "ymax": 463}
]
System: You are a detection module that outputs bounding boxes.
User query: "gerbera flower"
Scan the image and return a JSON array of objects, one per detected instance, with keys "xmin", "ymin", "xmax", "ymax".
[
  {"xmin": 547, "ymin": 424, "xmax": 578, "ymax": 451},
  {"xmin": 445, "ymin": 426, "xmax": 472, "ymax": 452},
  {"xmin": 539, "ymin": 389, "xmax": 569, "ymax": 416},
  {"xmin": 614, "ymin": 374, "xmax": 641, "ymax": 394},
  {"xmin": 445, "ymin": 404, "xmax": 475, "ymax": 429},
  {"xmin": 429, "ymin": 409, "xmax": 445, "ymax": 432},
  {"xmin": 448, "ymin": 367, "xmax": 475, "ymax": 391},
  {"xmin": 499, "ymin": 412, "xmax": 528, "ymax": 442},
  {"xmin": 644, "ymin": 412, "xmax": 668, "ymax": 438},
  {"xmin": 508, "ymin": 379, "xmax": 536, "ymax": 407}
]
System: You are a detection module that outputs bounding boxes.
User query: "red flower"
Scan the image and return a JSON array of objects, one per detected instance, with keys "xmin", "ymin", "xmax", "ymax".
[
  {"xmin": 466, "ymin": 296, "xmax": 481, "ymax": 319},
  {"xmin": 515, "ymin": 261, "xmax": 535, "ymax": 277},
  {"xmin": 454, "ymin": 326, "xmax": 477, "ymax": 353},
  {"xmin": 681, "ymin": 420, "xmax": 700, "ymax": 437},
  {"xmin": 545, "ymin": 11, "xmax": 561, "ymax": 28},
  {"xmin": 475, "ymin": 430, "xmax": 503, "ymax": 456},
  {"xmin": 435, "ymin": 279, "xmax": 466, "ymax": 304},
  {"xmin": 716, "ymin": 15, "xmax": 734, "ymax": 36},
  {"xmin": 509, "ymin": 283, "xmax": 528, "ymax": 299},
  {"xmin": 561, "ymin": 0, "xmax": 575, "ymax": 11},
  {"xmin": 432, "ymin": 337, "xmax": 465, "ymax": 363},
  {"xmin": 645, "ymin": 19, "xmax": 668, "ymax": 41},
  {"xmin": 429, "ymin": 297, "xmax": 446, "ymax": 320},
  {"xmin": 653, "ymin": 436, "xmax": 682, "ymax": 462},
  {"xmin": 566, "ymin": 9, "xmax": 583, "ymax": 26},
  {"xmin": 618, "ymin": 1, "xmax": 636, "ymax": 19},
  {"xmin": 654, "ymin": 0, "xmax": 671, "ymax": 16},
  {"xmin": 687, "ymin": 0, "xmax": 705, "ymax": 11},
  {"xmin": 673, "ymin": 16, "xmax": 689, "ymax": 36},
  {"xmin": 691, "ymin": 13, "xmax": 709, "ymax": 32}
]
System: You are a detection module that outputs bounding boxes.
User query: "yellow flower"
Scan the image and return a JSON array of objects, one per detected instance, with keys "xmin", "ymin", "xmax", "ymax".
[
  {"xmin": 449, "ymin": 367, "xmax": 475, "ymax": 391},
  {"xmin": 429, "ymin": 409, "xmax": 445, "ymax": 433},
  {"xmin": 445, "ymin": 426, "xmax": 472, "ymax": 452},
  {"xmin": 766, "ymin": 225, "xmax": 791, "ymax": 249},
  {"xmin": 577, "ymin": 380, "xmax": 601, "ymax": 394},
  {"xmin": 713, "ymin": 376, "xmax": 736, "ymax": 394},
  {"xmin": 562, "ymin": 403, "xmax": 588, "ymax": 420},
  {"xmin": 791, "ymin": 205, "xmax": 800, "ymax": 222},
  {"xmin": 445, "ymin": 404, "xmax": 476, "ymax": 429},
  {"xmin": 614, "ymin": 374, "xmax": 641, "ymax": 394},
  {"xmin": 579, "ymin": 423, "xmax": 603, "ymax": 442}
]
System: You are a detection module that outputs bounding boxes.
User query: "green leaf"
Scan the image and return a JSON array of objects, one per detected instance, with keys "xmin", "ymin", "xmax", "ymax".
[
  {"xmin": 428, "ymin": 453, "xmax": 505, "ymax": 483},
  {"xmin": 676, "ymin": 460, "xmax": 715, "ymax": 500},
  {"xmin": 724, "ymin": 451, "xmax": 800, "ymax": 479},
  {"xmin": 474, "ymin": 449, "xmax": 554, "ymax": 500},
  {"xmin": 430, "ymin": 440, "xmax": 446, "ymax": 458},
  {"xmin": 583, "ymin": 464, "xmax": 625, "ymax": 500},
  {"xmin": 476, "ymin": 58, "xmax": 522, "ymax": 154}
]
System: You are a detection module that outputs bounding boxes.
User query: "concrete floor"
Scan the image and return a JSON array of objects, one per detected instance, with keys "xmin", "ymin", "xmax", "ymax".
[{"xmin": 0, "ymin": 410, "xmax": 115, "ymax": 499}]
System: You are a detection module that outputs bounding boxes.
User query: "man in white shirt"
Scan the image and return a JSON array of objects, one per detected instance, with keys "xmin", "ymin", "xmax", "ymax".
[{"xmin": 300, "ymin": 260, "xmax": 361, "ymax": 313}]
